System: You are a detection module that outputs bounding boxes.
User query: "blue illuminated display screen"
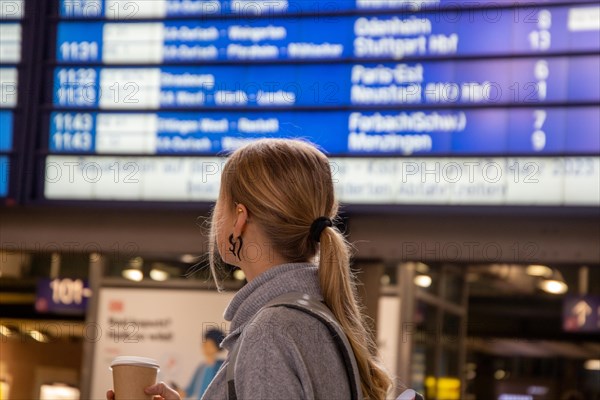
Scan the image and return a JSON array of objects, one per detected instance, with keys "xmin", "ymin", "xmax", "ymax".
[
  {"xmin": 51, "ymin": 57, "xmax": 600, "ymax": 109},
  {"xmin": 58, "ymin": 0, "xmax": 600, "ymax": 18},
  {"xmin": 43, "ymin": 0, "xmax": 600, "ymax": 206},
  {"xmin": 0, "ymin": 111, "xmax": 13, "ymax": 151},
  {"xmin": 48, "ymin": 107, "xmax": 600, "ymax": 156},
  {"xmin": 0, "ymin": 111, "xmax": 12, "ymax": 198},
  {"xmin": 0, "ymin": 1, "xmax": 23, "ymax": 199},
  {"xmin": 56, "ymin": 6, "xmax": 600, "ymax": 63}
]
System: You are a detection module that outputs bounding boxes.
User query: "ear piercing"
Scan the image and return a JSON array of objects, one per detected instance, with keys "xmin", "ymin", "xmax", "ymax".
[{"xmin": 228, "ymin": 234, "xmax": 243, "ymax": 261}]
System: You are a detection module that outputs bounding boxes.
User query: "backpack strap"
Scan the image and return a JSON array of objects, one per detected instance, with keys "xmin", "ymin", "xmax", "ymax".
[
  {"xmin": 226, "ymin": 337, "xmax": 241, "ymax": 400},
  {"xmin": 226, "ymin": 292, "xmax": 363, "ymax": 400}
]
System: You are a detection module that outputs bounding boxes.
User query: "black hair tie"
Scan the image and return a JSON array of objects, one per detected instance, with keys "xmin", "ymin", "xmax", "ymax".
[{"xmin": 310, "ymin": 216, "xmax": 333, "ymax": 243}]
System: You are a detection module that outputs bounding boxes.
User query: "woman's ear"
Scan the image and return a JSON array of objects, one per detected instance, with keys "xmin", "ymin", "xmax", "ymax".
[{"xmin": 232, "ymin": 203, "xmax": 248, "ymax": 237}]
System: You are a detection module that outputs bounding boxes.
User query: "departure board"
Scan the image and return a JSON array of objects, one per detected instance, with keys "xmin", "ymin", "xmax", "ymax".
[
  {"xmin": 43, "ymin": 156, "xmax": 600, "ymax": 206},
  {"xmin": 55, "ymin": 7, "xmax": 600, "ymax": 63},
  {"xmin": 39, "ymin": 1, "xmax": 600, "ymax": 206},
  {"xmin": 58, "ymin": 0, "xmax": 600, "ymax": 18},
  {"xmin": 47, "ymin": 107, "xmax": 600, "ymax": 156},
  {"xmin": 0, "ymin": 0, "xmax": 24, "ymax": 199},
  {"xmin": 51, "ymin": 57, "xmax": 600, "ymax": 109}
]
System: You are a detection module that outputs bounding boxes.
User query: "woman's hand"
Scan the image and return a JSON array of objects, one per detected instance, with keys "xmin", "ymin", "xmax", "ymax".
[
  {"xmin": 144, "ymin": 382, "xmax": 182, "ymax": 400},
  {"xmin": 106, "ymin": 382, "xmax": 181, "ymax": 400}
]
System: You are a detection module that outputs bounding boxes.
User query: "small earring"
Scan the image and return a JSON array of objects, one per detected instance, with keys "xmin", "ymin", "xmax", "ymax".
[
  {"xmin": 238, "ymin": 208, "xmax": 243, "ymax": 213},
  {"xmin": 228, "ymin": 234, "xmax": 243, "ymax": 261}
]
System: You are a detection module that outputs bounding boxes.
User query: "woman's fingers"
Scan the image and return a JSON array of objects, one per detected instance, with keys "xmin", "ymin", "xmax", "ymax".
[
  {"xmin": 107, "ymin": 383, "xmax": 180, "ymax": 400},
  {"xmin": 144, "ymin": 382, "xmax": 181, "ymax": 400}
]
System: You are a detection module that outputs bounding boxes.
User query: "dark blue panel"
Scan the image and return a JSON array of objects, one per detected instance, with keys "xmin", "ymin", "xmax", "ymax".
[
  {"xmin": 568, "ymin": 56, "xmax": 600, "ymax": 102},
  {"xmin": 0, "ymin": 155, "xmax": 8, "ymax": 197},
  {"xmin": 60, "ymin": 0, "xmax": 104, "ymax": 18},
  {"xmin": 56, "ymin": 22, "xmax": 103, "ymax": 62},
  {"xmin": 49, "ymin": 108, "xmax": 600, "ymax": 156},
  {"xmin": 51, "ymin": 57, "xmax": 600, "ymax": 109},
  {"xmin": 508, "ymin": 108, "xmax": 567, "ymax": 154},
  {"xmin": 54, "ymin": 5, "xmax": 600, "ymax": 63},
  {"xmin": 450, "ymin": 108, "xmax": 508, "ymax": 154},
  {"xmin": 0, "ymin": 111, "xmax": 13, "ymax": 151},
  {"xmin": 53, "ymin": 67, "xmax": 98, "ymax": 107},
  {"xmin": 565, "ymin": 107, "xmax": 600, "ymax": 154},
  {"xmin": 36, "ymin": 278, "xmax": 90, "ymax": 315},
  {"xmin": 59, "ymin": 0, "xmax": 600, "ymax": 18},
  {"xmin": 49, "ymin": 112, "xmax": 96, "ymax": 152}
]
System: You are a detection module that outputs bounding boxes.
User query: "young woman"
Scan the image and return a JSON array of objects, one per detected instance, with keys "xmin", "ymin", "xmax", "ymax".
[{"xmin": 107, "ymin": 139, "xmax": 392, "ymax": 399}]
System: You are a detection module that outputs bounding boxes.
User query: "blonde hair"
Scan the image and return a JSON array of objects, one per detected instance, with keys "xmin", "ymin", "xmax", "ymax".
[{"xmin": 209, "ymin": 139, "xmax": 392, "ymax": 399}]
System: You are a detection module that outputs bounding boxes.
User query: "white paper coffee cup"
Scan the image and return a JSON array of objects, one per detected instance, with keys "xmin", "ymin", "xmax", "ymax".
[{"xmin": 110, "ymin": 356, "xmax": 160, "ymax": 400}]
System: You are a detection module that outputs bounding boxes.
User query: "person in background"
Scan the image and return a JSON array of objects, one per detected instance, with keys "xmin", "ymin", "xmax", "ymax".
[{"xmin": 185, "ymin": 329, "xmax": 226, "ymax": 400}]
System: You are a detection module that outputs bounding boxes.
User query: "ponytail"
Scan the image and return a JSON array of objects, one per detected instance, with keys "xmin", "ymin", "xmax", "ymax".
[{"xmin": 318, "ymin": 226, "xmax": 392, "ymax": 400}]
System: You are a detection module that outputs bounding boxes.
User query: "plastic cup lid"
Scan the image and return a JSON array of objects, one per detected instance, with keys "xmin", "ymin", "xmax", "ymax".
[{"xmin": 110, "ymin": 356, "xmax": 160, "ymax": 370}]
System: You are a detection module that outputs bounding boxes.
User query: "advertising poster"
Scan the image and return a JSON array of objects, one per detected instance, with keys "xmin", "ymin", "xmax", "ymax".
[{"xmin": 89, "ymin": 287, "xmax": 235, "ymax": 399}]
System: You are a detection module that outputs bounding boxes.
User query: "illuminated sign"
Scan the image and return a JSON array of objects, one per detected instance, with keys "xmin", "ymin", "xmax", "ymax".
[
  {"xmin": 0, "ymin": 3, "xmax": 23, "ymax": 199},
  {"xmin": 56, "ymin": 6, "xmax": 600, "ymax": 63},
  {"xmin": 42, "ymin": 156, "xmax": 600, "ymax": 205},
  {"xmin": 35, "ymin": 278, "xmax": 92, "ymax": 315},
  {"xmin": 35, "ymin": 1, "xmax": 600, "ymax": 206},
  {"xmin": 563, "ymin": 295, "xmax": 600, "ymax": 333}
]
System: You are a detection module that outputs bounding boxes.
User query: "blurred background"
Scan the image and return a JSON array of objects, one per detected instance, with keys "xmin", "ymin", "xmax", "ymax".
[{"xmin": 0, "ymin": 0, "xmax": 599, "ymax": 399}]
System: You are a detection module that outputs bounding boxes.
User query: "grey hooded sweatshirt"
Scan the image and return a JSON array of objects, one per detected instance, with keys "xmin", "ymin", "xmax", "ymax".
[{"xmin": 201, "ymin": 262, "xmax": 353, "ymax": 399}]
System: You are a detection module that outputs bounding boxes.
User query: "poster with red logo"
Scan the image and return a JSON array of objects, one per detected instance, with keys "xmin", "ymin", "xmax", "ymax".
[{"xmin": 89, "ymin": 287, "xmax": 234, "ymax": 399}]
